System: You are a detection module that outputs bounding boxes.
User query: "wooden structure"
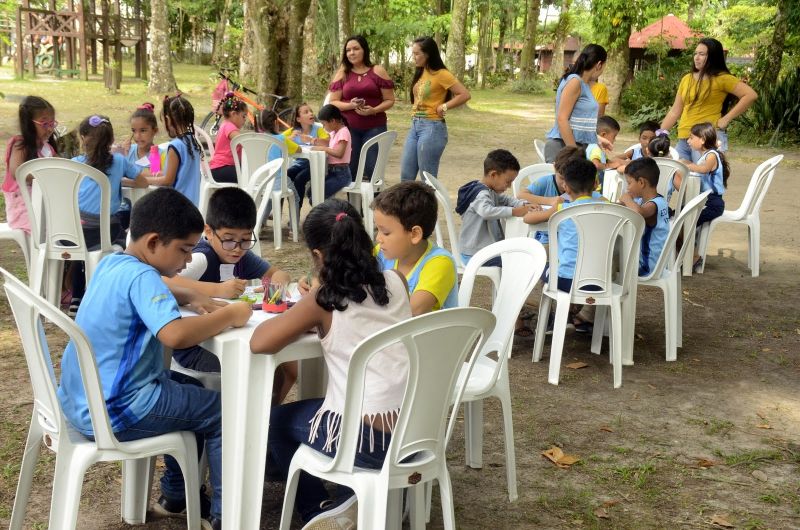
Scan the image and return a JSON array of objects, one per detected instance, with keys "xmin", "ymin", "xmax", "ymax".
[
  {"xmin": 628, "ymin": 14, "xmax": 702, "ymax": 73},
  {"xmin": 536, "ymin": 36, "xmax": 581, "ymax": 73},
  {"xmin": 15, "ymin": 0, "xmax": 147, "ymax": 87}
]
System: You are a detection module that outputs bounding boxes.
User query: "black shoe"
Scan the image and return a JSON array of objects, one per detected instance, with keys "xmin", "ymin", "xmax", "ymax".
[
  {"xmin": 202, "ymin": 515, "xmax": 222, "ymax": 530},
  {"xmin": 153, "ymin": 485, "xmax": 211, "ymax": 519}
]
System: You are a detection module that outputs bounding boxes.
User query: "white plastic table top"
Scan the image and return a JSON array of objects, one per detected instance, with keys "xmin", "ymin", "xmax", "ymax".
[
  {"xmin": 292, "ymin": 149, "xmax": 326, "ymax": 206},
  {"xmin": 177, "ymin": 305, "xmax": 323, "ymax": 530}
]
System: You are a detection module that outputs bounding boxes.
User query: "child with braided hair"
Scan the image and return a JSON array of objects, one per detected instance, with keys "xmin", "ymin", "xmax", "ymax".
[{"xmin": 208, "ymin": 92, "xmax": 247, "ymax": 184}]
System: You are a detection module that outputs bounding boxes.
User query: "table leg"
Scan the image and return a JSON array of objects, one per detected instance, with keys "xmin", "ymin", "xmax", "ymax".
[{"xmin": 309, "ymin": 154, "xmax": 325, "ymax": 206}]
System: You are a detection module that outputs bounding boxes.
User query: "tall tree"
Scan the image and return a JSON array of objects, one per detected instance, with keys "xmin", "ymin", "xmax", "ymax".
[
  {"xmin": 446, "ymin": 0, "xmax": 469, "ymax": 78},
  {"xmin": 476, "ymin": 0, "xmax": 492, "ymax": 87},
  {"xmin": 550, "ymin": 0, "xmax": 571, "ymax": 79},
  {"xmin": 148, "ymin": 0, "xmax": 178, "ymax": 93},
  {"xmin": 520, "ymin": 0, "xmax": 543, "ymax": 80},
  {"xmin": 211, "ymin": 0, "xmax": 234, "ymax": 65},
  {"xmin": 755, "ymin": 0, "xmax": 788, "ymax": 89},
  {"xmin": 302, "ymin": 0, "xmax": 319, "ymax": 97},
  {"xmin": 239, "ymin": 1, "xmax": 257, "ymax": 81},
  {"xmin": 287, "ymin": 0, "xmax": 312, "ymax": 101},
  {"xmin": 337, "ymin": 0, "xmax": 351, "ymax": 51}
]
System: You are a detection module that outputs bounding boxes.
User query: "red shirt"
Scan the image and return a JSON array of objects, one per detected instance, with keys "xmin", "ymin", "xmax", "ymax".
[{"xmin": 329, "ymin": 67, "xmax": 394, "ymax": 130}]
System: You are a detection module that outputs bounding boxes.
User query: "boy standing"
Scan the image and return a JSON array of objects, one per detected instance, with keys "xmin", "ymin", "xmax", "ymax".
[
  {"xmin": 587, "ymin": 116, "xmax": 623, "ymax": 182},
  {"xmin": 166, "ymin": 187, "xmax": 290, "ymax": 372},
  {"xmin": 619, "ymin": 158, "xmax": 670, "ymax": 276},
  {"xmin": 57, "ymin": 188, "xmax": 252, "ymax": 530},
  {"xmin": 372, "ymin": 181, "xmax": 458, "ymax": 315},
  {"xmin": 457, "ymin": 149, "xmax": 534, "ymax": 266}
]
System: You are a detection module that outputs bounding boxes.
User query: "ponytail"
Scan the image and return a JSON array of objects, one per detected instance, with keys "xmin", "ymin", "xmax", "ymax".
[{"xmin": 562, "ymin": 44, "xmax": 607, "ymax": 81}]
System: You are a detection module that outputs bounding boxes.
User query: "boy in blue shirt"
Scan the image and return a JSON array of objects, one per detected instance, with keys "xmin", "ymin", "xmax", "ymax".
[
  {"xmin": 371, "ymin": 181, "xmax": 458, "ymax": 315},
  {"xmin": 619, "ymin": 158, "xmax": 670, "ymax": 277},
  {"xmin": 57, "ymin": 188, "xmax": 252, "ymax": 530},
  {"xmin": 165, "ymin": 187, "xmax": 290, "ymax": 372}
]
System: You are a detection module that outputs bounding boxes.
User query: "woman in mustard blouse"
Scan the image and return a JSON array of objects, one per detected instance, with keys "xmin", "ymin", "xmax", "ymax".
[
  {"xmin": 400, "ymin": 36, "xmax": 471, "ymax": 181},
  {"xmin": 660, "ymin": 38, "xmax": 757, "ymax": 162}
]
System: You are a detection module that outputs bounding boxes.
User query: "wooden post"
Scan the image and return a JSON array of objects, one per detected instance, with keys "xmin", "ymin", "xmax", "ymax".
[
  {"xmin": 23, "ymin": 0, "xmax": 36, "ymax": 77},
  {"xmin": 101, "ymin": 0, "xmax": 110, "ymax": 88},
  {"xmin": 113, "ymin": 0, "xmax": 122, "ymax": 89},
  {"xmin": 15, "ymin": 6, "xmax": 24, "ymax": 78},
  {"xmin": 89, "ymin": 0, "xmax": 97, "ymax": 74},
  {"xmin": 133, "ymin": 0, "xmax": 141, "ymax": 78},
  {"xmin": 49, "ymin": 0, "xmax": 61, "ymax": 74},
  {"xmin": 76, "ymin": 0, "xmax": 88, "ymax": 79}
]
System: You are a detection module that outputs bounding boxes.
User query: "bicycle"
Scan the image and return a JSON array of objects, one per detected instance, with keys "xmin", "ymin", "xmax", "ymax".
[{"xmin": 199, "ymin": 71, "xmax": 294, "ymax": 140}]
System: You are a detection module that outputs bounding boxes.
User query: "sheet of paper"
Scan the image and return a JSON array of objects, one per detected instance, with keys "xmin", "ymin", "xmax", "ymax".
[
  {"xmin": 219, "ymin": 264, "xmax": 235, "ymax": 282},
  {"xmin": 135, "ymin": 155, "xmax": 149, "ymax": 167}
]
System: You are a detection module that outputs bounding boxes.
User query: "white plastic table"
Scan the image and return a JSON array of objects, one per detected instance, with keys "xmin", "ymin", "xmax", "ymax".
[
  {"xmin": 292, "ymin": 149, "xmax": 327, "ymax": 206},
  {"xmin": 178, "ymin": 307, "xmax": 324, "ymax": 530}
]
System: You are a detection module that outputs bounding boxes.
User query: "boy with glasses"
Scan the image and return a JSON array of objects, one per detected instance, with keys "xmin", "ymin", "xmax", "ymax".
[{"xmin": 166, "ymin": 187, "xmax": 290, "ymax": 373}]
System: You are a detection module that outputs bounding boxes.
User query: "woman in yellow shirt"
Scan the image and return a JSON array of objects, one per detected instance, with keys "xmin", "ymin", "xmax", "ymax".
[
  {"xmin": 400, "ymin": 36, "xmax": 471, "ymax": 181},
  {"xmin": 660, "ymin": 38, "xmax": 757, "ymax": 162}
]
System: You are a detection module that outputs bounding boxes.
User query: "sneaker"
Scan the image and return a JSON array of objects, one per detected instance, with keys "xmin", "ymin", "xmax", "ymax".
[
  {"xmin": 152, "ymin": 485, "xmax": 211, "ymax": 519},
  {"xmin": 573, "ymin": 319, "xmax": 594, "ymax": 334},
  {"xmin": 302, "ymin": 495, "xmax": 358, "ymax": 530},
  {"xmin": 67, "ymin": 297, "xmax": 81, "ymax": 318},
  {"xmin": 201, "ymin": 515, "xmax": 222, "ymax": 530}
]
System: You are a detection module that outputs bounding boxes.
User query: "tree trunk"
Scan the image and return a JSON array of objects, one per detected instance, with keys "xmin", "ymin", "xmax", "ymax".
[
  {"xmin": 302, "ymin": 0, "xmax": 320, "ymax": 97},
  {"xmin": 756, "ymin": 0, "xmax": 787, "ymax": 89},
  {"xmin": 446, "ymin": 0, "xmax": 468, "ymax": 79},
  {"xmin": 337, "ymin": 0, "xmax": 350, "ymax": 52},
  {"xmin": 519, "ymin": 0, "xmax": 542, "ymax": 81},
  {"xmin": 550, "ymin": 0, "xmax": 571, "ymax": 78},
  {"xmin": 476, "ymin": 0, "xmax": 491, "ymax": 87},
  {"xmin": 431, "ymin": 0, "xmax": 444, "ymax": 46},
  {"xmin": 603, "ymin": 43, "xmax": 629, "ymax": 115},
  {"xmin": 148, "ymin": 0, "xmax": 178, "ymax": 93},
  {"xmin": 495, "ymin": 5, "xmax": 510, "ymax": 73},
  {"xmin": 288, "ymin": 0, "xmax": 312, "ymax": 101},
  {"xmin": 239, "ymin": 1, "xmax": 256, "ymax": 83},
  {"xmin": 211, "ymin": 0, "xmax": 233, "ymax": 65}
]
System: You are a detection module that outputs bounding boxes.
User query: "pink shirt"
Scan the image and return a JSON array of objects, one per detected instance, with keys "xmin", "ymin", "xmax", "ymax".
[
  {"xmin": 209, "ymin": 120, "xmax": 239, "ymax": 169},
  {"xmin": 3, "ymin": 136, "xmax": 56, "ymax": 193},
  {"xmin": 327, "ymin": 126, "xmax": 351, "ymax": 165}
]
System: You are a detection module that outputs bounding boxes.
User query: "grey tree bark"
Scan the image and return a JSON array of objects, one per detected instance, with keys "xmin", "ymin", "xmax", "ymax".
[
  {"xmin": 520, "ymin": 0, "xmax": 542, "ymax": 80},
  {"xmin": 148, "ymin": 0, "xmax": 178, "ymax": 93},
  {"xmin": 446, "ymin": 0, "xmax": 469, "ymax": 79}
]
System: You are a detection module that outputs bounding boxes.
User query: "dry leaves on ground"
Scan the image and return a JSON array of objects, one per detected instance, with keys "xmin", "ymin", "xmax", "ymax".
[
  {"xmin": 566, "ymin": 361, "xmax": 588, "ymax": 370},
  {"xmin": 710, "ymin": 514, "xmax": 735, "ymax": 528},
  {"xmin": 542, "ymin": 446, "xmax": 580, "ymax": 468}
]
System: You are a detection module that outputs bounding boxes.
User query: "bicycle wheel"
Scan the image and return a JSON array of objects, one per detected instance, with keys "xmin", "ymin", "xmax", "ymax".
[
  {"xmin": 199, "ymin": 112, "xmax": 221, "ymax": 140},
  {"xmin": 277, "ymin": 108, "xmax": 294, "ymax": 131}
]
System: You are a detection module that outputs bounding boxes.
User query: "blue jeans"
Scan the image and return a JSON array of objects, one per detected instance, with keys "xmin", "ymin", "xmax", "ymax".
[
  {"xmin": 112, "ymin": 371, "xmax": 223, "ymax": 519},
  {"xmin": 676, "ymin": 129, "xmax": 728, "ymax": 162},
  {"xmin": 349, "ymin": 125, "xmax": 387, "ymax": 181},
  {"xmin": 268, "ymin": 399, "xmax": 391, "ymax": 522},
  {"xmin": 400, "ymin": 118, "xmax": 448, "ymax": 181},
  {"xmin": 325, "ymin": 165, "xmax": 352, "ymax": 198}
]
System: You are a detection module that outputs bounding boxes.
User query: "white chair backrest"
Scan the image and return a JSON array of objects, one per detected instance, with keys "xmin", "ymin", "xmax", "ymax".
[
  {"xmin": 547, "ymin": 202, "xmax": 644, "ymax": 296},
  {"xmin": 602, "ymin": 170, "xmax": 624, "ymax": 203},
  {"xmin": 640, "ymin": 191, "xmax": 710, "ymax": 281},
  {"xmin": 624, "ymin": 143, "xmax": 679, "ymax": 161},
  {"xmin": 15, "ymin": 158, "xmax": 111, "ymax": 257},
  {"xmin": 323, "ymin": 307, "xmax": 495, "ymax": 474},
  {"xmin": 458, "ymin": 238, "xmax": 547, "ymax": 386},
  {"xmin": 194, "ymin": 124, "xmax": 215, "ymax": 158},
  {"xmin": 1, "ymin": 267, "xmax": 122, "ymax": 452},
  {"xmin": 352, "ymin": 130, "xmax": 397, "ymax": 188},
  {"xmin": 511, "ymin": 163, "xmax": 556, "ymax": 198},
  {"xmin": 534, "ymin": 139, "xmax": 546, "ymax": 163},
  {"xmin": 654, "ymin": 158, "xmax": 689, "ymax": 198},
  {"xmin": 421, "ymin": 171, "xmax": 465, "ymax": 268},
  {"xmin": 736, "ymin": 154, "xmax": 783, "ymax": 219},
  {"xmin": 231, "ymin": 133, "xmax": 288, "ymax": 193},
  {"xmin": 249, "ymin": 159, "xmax": 285, "ymax": 230}
]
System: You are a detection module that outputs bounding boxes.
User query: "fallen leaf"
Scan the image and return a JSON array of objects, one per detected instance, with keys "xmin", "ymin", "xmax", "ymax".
[
  {"xmin": 599, "ymin": 425, "xmax": 614, "ymax": 433},
  {"xmin": 542, "ymin": 446, "xmax": 581, "ymax": 468},
  {"xmin": 697, "ymin": 458, "xmax": 717, "ymax": 468},
  {"xmin": 756, "ymin": 424, "xmax": 772, "ymax": 430},
  {"xmin": 594, "ymin": 507, "xmax": 609, "ymax": 519},
  {"xmin": 751, "ymin": 470, "xmax": 769, "ymax": 482},
  {"xmin": 762, "ymin": 348, "xmax": 771, "ymax": 352},
  {"xmin": 710, "ymin": 514, "xmax": 735, "ymax": 528},
  {"xmin": 647, "ymin": 384, "xmax": 657, "ymax": 390},
  {"xmin": 566, "ymin": 361, "xmax": 589, "ymax": 369},
  {"xmin": 602, "ymin": 499, "xmax": 619, "ymax": 508},
  {"xmin": 756, "ymin": 411, "xmax": 768, "ymax": 420}
]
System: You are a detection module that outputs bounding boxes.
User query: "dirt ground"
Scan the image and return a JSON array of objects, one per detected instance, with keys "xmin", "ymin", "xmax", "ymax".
[{"xmin": 1, "ymin": 69, "xmax": 799, "ymax": 529}]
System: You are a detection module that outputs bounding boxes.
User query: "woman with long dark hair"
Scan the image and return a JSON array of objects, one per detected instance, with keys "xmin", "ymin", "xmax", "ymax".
[
  {"xmin": 660, "ymin": 37, "xmax": 757, "ymax": 162},
  {"xmin": 400, "ymin": 36, "xmax": 471, "ymax": 181},
  {"xmin": 543, "ymin": 44, "xmax": 608, "ymax": 163},
  {"xmin": 328, "ymin": 35, "xmax": 395, "ymax": 182}
]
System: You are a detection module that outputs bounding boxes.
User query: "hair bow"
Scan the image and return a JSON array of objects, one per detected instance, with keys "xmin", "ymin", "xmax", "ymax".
[
  {"xmin": 88, "ymin": 115, "xmax": 109, "ymax": 127},
  {"xmin": 655, "ymin": 128, "xmax": 670, "ymax": 137}
]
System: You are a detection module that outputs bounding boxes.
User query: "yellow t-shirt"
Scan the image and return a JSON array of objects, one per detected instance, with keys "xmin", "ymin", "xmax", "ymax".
[
  {"xmin": 677, "ymin": 73, "xmax": 740, "ymax": 138},
  {"xmin": 373, "ymin": 241, "xmax": 457, "ymax": 311},
  {"xmin": 281, "ymin": 125, "xmax": 329, "ymax": 153},
  {"xmin": 411, "ymin": 68, "xmax": 458, "ymax": 121},
  {"xmin": 591, "ymin": 82, "xmax": 609, "ymax": 105}
]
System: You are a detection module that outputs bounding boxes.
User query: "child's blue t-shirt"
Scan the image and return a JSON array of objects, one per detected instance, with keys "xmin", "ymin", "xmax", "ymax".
[
  {"xmin": 556, "ymin": 195, "xmax": 604, "ymax": 279},
  {"xmin": 697, "ymin": 150, "xmax": 725, "ymax": 196},
  {"xmin": 637, "ymin": 195, "xmax": 670, "ymax": 277},
  {"xmin": 57, "ymin": 253, "xmax": 181, "ymax": 435},
  {"xmin": 527, "ymin": 174, "xmax": 560, "ymax": 244},
  {"xmin": 628, "ymin": 145, "xmax": 645, "ymax": 161},
  {"xmin": 74, "ymin": 153, "xmax": 142, "ymax": 215},
  {"xmin": 167, "ymin": 134, "xmax": 201, "ymax": 206}
]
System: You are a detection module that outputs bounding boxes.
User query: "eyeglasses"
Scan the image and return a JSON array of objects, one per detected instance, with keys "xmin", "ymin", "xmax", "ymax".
[
  {"xmin": 212, "ymin": 229, "xmax": 256, "ymax": 251},
  {"xmin": 33, "ymin": 119, "xmax": 59, "ymax": 129}
]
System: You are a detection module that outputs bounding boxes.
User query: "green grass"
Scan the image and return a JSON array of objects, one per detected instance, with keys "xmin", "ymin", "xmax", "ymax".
[{"xmin": 714, "ymin": 448, "xmax": 783, "ymax": 468}]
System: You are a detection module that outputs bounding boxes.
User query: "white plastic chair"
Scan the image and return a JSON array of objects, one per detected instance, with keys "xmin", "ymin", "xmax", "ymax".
[
  {"xmin": 629, "ymin": 192, "xmax": 710, "ymax": 362},
  {"xmin": 244, "ymin": 158, "xmax": 287, "ymax": 255},
  {"xmin": 624, "ymin": 142, "xmax": 679, "ymax": 161},
  {"xmin": 454, "ymin": 238, "xmax": 547, "ymax": 502},
  {"xmin": 232, "ymin": 133, "xmax": 298, "ymax": 249},
  {"xmin": 533, "ymin": 139, "xmax": 546, "ymax": 163},
  {"xmin": 602, "ymin": 170, "xmax": 625, "ymax": 203},
  {"xmin": 278, "ymin": 307, "xmax": 496, "ymax": 530},
  {"xmin": 0, "ymin": 222, "xmax": 30, "ymax": 271},
  {"xmin": 511, "ymin": 163, "xmax": 556, "ymax": 198},
  {"xmin": 341, "ymin": 130, "xmax": 398, "ymax": 240},
  {"xmin": 1, "ymin": 267, "xmax": 201, "ymax": 530},
  {"xmin": 532, "ymin": 202, "xmax": 644, "ymax": 388},
  {"xmin": 421, "ymin": 171, "xmax": 501, "ymax": 300},
  {"xmin": 695, "ymin": 154, "xmax": 783, "ymax": 277},
  {"xmin": 15, "ymin": 158, "xmax": 115, "ymax": 306},
  {"xmin": 654, "ymin": 158, "xmax": 689, "ymax": 208},
  {"xmin": 194, "ymin": 123, "xmax": 216, "ymax": 158}
]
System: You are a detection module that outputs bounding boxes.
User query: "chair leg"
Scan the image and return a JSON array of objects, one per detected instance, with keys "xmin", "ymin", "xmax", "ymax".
[
  {"xmin": 675, "ymin": 274, "xmax": 683, "ymax": 348},
  {"xmin": 272, "ymin": 191, "xmax": 283, "ymax": 251},
  {"xmin": 48, "ymin": 448, "xmax": 91, "ymax": 530},
  {"xmin": 386, "ymin": 490, "xmax": 402, "ymax": 530},
  {"xmin": 749, "ymin": 218, "xmax": 760, "ymax": 277},
  {"xmin": 120, "ymin": 457, "xmax": 155, "ymax": 524},
  {"xmin": 498, "ymin": 382, "xmax": 518, "ymax": 501},
  {"xmin": 591, "ymin": 306, "xmax": 607, "ymax": 354},
  {"xmin": 9, "ymin": 418, "xmax": 43, "ymax": 530},
  {"xmin": 662, "ymin": 278, "xmax": 677, "ymax": 362},
  {"xmin": 610, "ymin": 301, "xmax": 623, "ymax": 388},
  {"xmin": 408, "ymin": 483, "xmax": 426, "ymax": 529},
  {"xmin": 288, "ymin": 191, "xmax": 299, "ymax": 243},
  {"xmin": 279, "ymin": 459, "xmax": 302, "ymax": 530},
  {"xmin": 464, "ymin": 400, "xmax": 483, "ymax": 469},
  {"xmin": 547, "ymin": 295, "xmax": 571, "ymax": 385},
  {"xmin": 532, "ymin": 294, "xmax": 551, "ymax": 362},
  {"xmin": 438, "ymin": 470, "xmax": 457, "ymax": 530},
  {"xmin": 170, "ymin": 434, "xmax": 201, "ymax": 530}
]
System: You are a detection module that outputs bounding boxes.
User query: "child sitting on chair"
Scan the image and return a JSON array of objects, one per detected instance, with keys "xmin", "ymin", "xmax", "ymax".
[
  {"xmin": 372, "ymin": 181, "xmax": 458, "ymax": 314},
  {"xmin": 456, "ymin": 149, "xmax": 535, "ymax": 267},
  {"xmin": 619, "ymin": 158, "xmax": 670, "ymax": 277},
  {"xmin": 165, "ymin": 187, "xmax": 290, "ymax": 374},
  {"xmin": 57, "ymin": 188, "xmax": 253, "ymax": 530}
]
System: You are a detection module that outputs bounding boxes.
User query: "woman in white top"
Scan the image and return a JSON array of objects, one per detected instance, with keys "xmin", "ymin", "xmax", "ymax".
[{"xmin": 251, "ymin": 199, "xmax": 412, "ymax": 528}]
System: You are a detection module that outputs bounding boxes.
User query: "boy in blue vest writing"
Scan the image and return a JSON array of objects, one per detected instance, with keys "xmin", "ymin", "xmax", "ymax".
[
  {"xmin": 165, "ymin": 187, "xmax": 291, "ymax": 373},
  {"xmin": 371, "ymin": 181, "xmax": 458, "ymax": 315}
]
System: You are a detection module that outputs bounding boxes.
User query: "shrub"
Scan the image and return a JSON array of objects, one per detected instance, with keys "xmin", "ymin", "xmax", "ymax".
[
  {"xmin": 620, "ymin": 55, "xmax": 690, "ymax": 128},
  {"xmin": 510, "ymin": 76, "xmax": 550, "ymax": 95},
  {"xmin": 735, "ymin": 67, "xmax": 800, "ymax": 146}
]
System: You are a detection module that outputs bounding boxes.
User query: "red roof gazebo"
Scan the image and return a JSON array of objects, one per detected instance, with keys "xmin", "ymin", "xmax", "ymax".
[{"xmin": 628, "ymin": 14, "xmax": 702, "ymax": 72}]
